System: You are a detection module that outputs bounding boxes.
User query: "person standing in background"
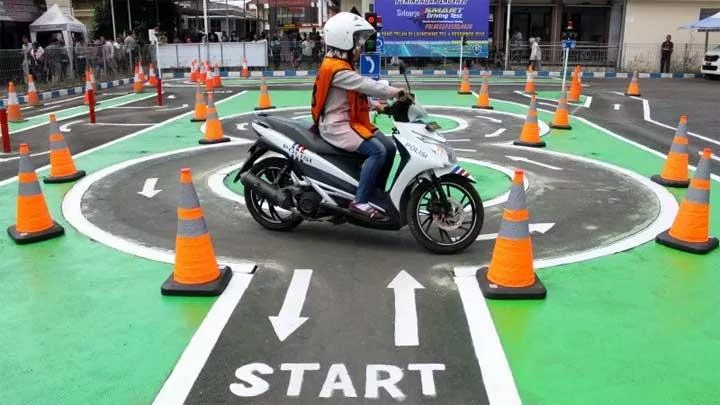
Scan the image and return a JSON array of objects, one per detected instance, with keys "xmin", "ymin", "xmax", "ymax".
[
  {"xmin": 528, "ymin": 37, "xmax": 541, "ymax": 71},
  {"xmin": 660, "ymin": 34, "xmax": 673, "ymax": 73},
  {"xmin": 21, "ymin": 36, "xmax": 32, "ymax": 83}
]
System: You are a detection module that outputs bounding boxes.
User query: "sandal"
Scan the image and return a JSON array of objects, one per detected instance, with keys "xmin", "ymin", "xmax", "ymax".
[{"xmin": 349, "ymin": 202, "xmax": 387, "ymax": 220}]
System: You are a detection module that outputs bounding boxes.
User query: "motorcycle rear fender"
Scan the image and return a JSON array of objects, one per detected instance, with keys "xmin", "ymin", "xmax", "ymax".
[{"xmin": 234, "ymin": 137, "xmax": 289, "ymax": 182}]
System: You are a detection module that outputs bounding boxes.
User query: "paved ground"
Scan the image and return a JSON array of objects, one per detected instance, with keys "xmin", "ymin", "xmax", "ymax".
[{"xmin": 0, "ymin": 78, "xmax": 718, "ymax": 405}]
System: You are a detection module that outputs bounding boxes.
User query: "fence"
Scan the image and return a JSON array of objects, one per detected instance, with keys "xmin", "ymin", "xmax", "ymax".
[
  {"xmin": 0, "ymin": 44, "xmax": 156, "ymax": 98},
  {"xmin": 620, "ymin": 43, "xmax": 719, "ymax": 73},
  {"xmin": 157, "ymin": 42, "xmax": 268, "ymax": 69}
]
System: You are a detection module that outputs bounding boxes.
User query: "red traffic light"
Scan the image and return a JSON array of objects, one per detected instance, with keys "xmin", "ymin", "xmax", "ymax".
[{"xmin": 365, "ymin": 12, "xmax": 377, "ymax": 27}]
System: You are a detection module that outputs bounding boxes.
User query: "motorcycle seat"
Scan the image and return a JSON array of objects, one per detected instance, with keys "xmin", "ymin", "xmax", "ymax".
[{"xmin": 259, "ymin": 116, "xmax": 359, "ymax": 159}]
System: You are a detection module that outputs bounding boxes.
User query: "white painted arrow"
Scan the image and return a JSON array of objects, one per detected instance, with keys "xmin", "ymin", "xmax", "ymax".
[
  {"xmin": 505, "ymin": 155, "xmax": 563, "ymax": 171},
  {"xmin": 484, "ymin": 128, "xmax": 506, "ymax": 138},
  {"xmin": 613, "ymin": 104, "xmax": 621, "ymax": 111},
  {"xmin": 476, "ymin": 115, "xmax": 502, "ymax": 124},
  {"xmin": 237, "ymin": 122, "xmax": 248, "ymax": 131},
  {"xmin": 138, "ymin": 178, "xmax": 162, "ymax": 198},
  {"xmin": 388, "ymin": 270, "xmax": 425, "ymax": 347},
  {"xmin": 59, "ymin": 120, "xmax": 83, "ymax": 132},
  {"xmin": 477, "ymin": 222, "xmax": 556, "ymax": 241},
  {"xmin": 167, "ymin": 94, "xmax": 176, "ymax": 99},
  {"xmin": 269, "ymin": 269, "xmax": 312, "ymax": 342}
]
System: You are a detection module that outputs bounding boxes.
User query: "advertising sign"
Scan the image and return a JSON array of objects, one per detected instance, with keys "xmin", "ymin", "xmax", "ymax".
[{"xmin": 375, "ymin": 0, "xmax": 489, "ymax": 58}]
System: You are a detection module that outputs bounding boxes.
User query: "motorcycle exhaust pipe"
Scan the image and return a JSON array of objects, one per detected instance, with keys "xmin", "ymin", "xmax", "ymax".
[{"xmin": 239, "ymin": 172, "xmax": 292, "ymax": 209}]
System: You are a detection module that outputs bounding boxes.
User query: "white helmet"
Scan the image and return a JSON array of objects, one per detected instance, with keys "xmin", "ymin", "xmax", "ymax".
[{"xmin": 323, "ymin": 12, "xmax": 375, "ymax": 51}]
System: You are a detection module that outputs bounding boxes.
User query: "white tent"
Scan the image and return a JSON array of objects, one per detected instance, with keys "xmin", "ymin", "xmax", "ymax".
[{"xmin": 29, "ymin": 4, "xmax": 87, "ymax": 46}]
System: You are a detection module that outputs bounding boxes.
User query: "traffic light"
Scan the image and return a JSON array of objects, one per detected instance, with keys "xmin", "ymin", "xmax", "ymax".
[
  {"xmin": 365, "ymin": 12, "xmax": 378, "ymax": 29},
  {"xmin": 364, "ymin": 12, "xmax": 379, "ymax": 52}
]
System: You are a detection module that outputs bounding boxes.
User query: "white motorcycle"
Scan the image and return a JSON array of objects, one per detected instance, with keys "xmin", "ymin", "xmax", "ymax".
[{"xmin": 236, "ymin": 67, "xmax": 484, "ymax": 254}]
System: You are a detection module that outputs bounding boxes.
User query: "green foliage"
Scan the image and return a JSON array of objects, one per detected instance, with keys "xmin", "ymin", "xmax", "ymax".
[{"xmin": 92, "ymin": 0, "xmax": 179, "ymax": 42}]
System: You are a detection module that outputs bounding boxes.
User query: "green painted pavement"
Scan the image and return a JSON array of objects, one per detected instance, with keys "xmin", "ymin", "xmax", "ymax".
[
  {"xmin": 0, "ymin": 88, "xmax": 717, "ymax": 405},
  {"xmin": 8, "ymin": 92, "xmax": 157, "ymax": 133},
  {"xmin": 535, "ymin": 90, "xmax": 588, "ymax": 104}
]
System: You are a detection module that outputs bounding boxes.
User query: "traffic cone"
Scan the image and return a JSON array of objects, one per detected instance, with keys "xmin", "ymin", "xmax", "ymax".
[
  {"xmin": 44, "ymin": 114, "xmax": 85, "ymax": 183},
  {"xmin": 651, "ymin": 115, "xmax": 691, "ymax": 188},
  {"xmin": 524, "ymin": 67, "xmax": 537, "ymax": 95},
  {"xmin": 656, "ymin": 148, "xmax": 718, "ymax": 254},
  {"xmin": 625, "ymin": 71, "xmax": 641, "ymax": 96},
  {"xmin": 7, "ymin": 143, "xmax": 64, "ymax": 244},
  {"xmin": 514, "ymin": 96, "xmax": 545, "ymax": 147},
  {"xmin": 213, "ymin": 64, "xmax": 222, "ymax": 87},
  {"xmin": 205, "ymin": 66, "xmax": 215, "ymax": 91},
  {"xmin": 6, "ymin": 82, "xmax": 25, "ymax": 122},
  {"xmin": 148, "ymin": 63, "xmax": 158, "ymax": 87},
  {"xmin": 161, "ymin": 168, "xmax": 232, "ymax": 296},
  {"xmin": 89, "ymin": 66, "xmax": 97, "ymax": 92},
  {"xmin": 568, "ymin": 66, "xmax": 582, "ymax": 103},
  {"xmin": 138, "ymin": 62, "xmax": 146, "ymax": 82},
  {"xmin": 83, "ymin": 70, "xmax": 92, "ymax": 105},
  {"xmin": 200, "ymin": 91, "xmax": 230, "ymax": 144},
  {"xmin": 472, "ymin": 74, "xmax": 493, "ymax": 110},
  {"xmin": 26, "ymin": 74, "xmax": 43, "ymax": 107},
  {"xmin": 133, "ymin": 67, "xmax": 144, "ymax": 93},
  {"xmin": 458, "ymin": 68, "xmax": 472, "ymax": 95},
  {"xmin": 198, "ymin": 62, "xmax": 206, "ymax": 85},
  {"xmin": 255, "ymin": 76, "xmax": 276, "ymax": 111},
  {"xmin": 190, "ymin": 84, "xmax": 207, "ymax": 122},
  {"xmin": 477, "ymin": 169, "xmax": 546, "ymax": 299},
  {"xmin": 190, "ymin": 59, "xmax": 198, "ymax": 82},
  {"xmin": 241, "ymin": 57, "xmax": 250, "ymax": 78},
  {"xmin": 550, "ymin": 85, "xmax": 572, "ymax": 130}
]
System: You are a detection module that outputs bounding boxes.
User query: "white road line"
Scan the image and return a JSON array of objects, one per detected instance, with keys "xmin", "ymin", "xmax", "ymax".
[
  {"xmin": 484, "ymin": 128, "xmax": 506, "ymax": 138},
  {"xmin": 0, "ymin": 150, "xmax": 51, "ymax": 163},
  {"xmin": 475, "ymin": 115, "xmax": 502, "ymax": 124},
  {"xmin": 640, "ymin": 98, "xmax": 720, "ymax": 147},
  {"xmin": 453, "ymin": 148, "xmax": 477, "ymax": 152},
  {"xmin": 41, "ymin": 95, "xmax": 86, "ymax": 107},
  {"xmin": 447, "ymin": 138, "xmax": 471, "ymax": 142},
  {"xmin": 610, "ymin": 91, "xmax": 625, "ymax": 96},
  {"xmin": 538, "ymin": 101, "xmax": 556, "ymax": 108},
  {"xmin": 477, "ymin": 222, "xmax": 555, "ymax": 241},
  {"xmin": 454, "ymin": 269, "xmax": 522, "ymax": 405},
  {"xmin": 109, "ymin": 103, "xmax": 189, "ymax": 111},
  {"xmin": 506, "ymin": 155, "xmax": 563, "ymax": 171},
  {"xmin": 152, "ymin": 271, "xmax": 254, "ymax": 405},
  {"xmin": 583, "ymin": 96, "xmax": 593, "ymax": 108},
  {"xmin": 614, "ymin": 104, "xmax": 621, "ymax": 111}
]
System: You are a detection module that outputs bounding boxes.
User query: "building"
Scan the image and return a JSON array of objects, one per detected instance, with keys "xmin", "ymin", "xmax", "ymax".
[{"xmin": 0, "ymin": 0, "xmax": 45, "ymax": 48}]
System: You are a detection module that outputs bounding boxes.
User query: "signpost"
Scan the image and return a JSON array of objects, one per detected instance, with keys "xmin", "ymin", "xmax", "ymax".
[
  {"xmin": 360, "ymin": 52, "xmax": 381, "ymax": 80},
  {"xmin": 561, "ymin": 39, "xmax": 576, "ymax": 92}
]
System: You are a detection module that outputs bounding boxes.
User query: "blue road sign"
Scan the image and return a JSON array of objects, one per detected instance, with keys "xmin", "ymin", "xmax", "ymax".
[
  {"xmin": 360, "ymin": 53, "xmax": 381, "ymax": 80},
  {"xmin": 472, "ymin": 44, "xmax": 482, "ymax": 56},
  {"xmin": 376, "ymin": 33, "xmax": 385, "ymax": 53},
  {"xmin": 562, "ymin": 40, "xmax": 577, "ymax": 49}
]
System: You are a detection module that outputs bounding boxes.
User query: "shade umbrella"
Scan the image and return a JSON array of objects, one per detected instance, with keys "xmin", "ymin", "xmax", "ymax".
[{"xmin": 679, "ymin": 11, "xmax": 720, "ymax": 52}]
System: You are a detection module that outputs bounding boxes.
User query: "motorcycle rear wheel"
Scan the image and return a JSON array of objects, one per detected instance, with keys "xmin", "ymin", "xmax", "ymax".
[{"xmin": 243, "ymin": 157, "xmax": 304, "ymax": 231}]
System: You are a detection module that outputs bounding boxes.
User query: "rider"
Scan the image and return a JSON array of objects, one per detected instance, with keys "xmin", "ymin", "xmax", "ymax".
[{"xmin": 311, "ymin": 12, "xmax": 404, "ymax": 220}]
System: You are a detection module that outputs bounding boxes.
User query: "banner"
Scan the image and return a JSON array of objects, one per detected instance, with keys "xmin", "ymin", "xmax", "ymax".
[{"xmin": 376, "ymin": 0, "xmax": 489, "ymax": 42}]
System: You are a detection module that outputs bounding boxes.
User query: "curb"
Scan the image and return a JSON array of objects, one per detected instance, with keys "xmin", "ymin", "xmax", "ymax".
[
  {"xmin": 161, "ymin": 70, "xmax": 703, "ymax": 80},
  {"xmin": 1, "ymin": 77, "xmax": 135, "ymax": 107}
]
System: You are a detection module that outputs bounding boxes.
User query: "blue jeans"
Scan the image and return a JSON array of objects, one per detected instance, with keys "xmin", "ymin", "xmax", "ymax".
[{"xmin": 355, "ymin": 133, "xmax": 397, "ymax": 204}]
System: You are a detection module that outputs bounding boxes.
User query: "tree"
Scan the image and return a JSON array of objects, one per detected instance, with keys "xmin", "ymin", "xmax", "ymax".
[{"xmin": 92, "ymin": 0, "xmax": 180, "ymax": 43}]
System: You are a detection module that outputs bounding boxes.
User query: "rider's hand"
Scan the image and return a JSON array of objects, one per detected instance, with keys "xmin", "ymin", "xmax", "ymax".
[{"xmin": 373, "ymin": 103, "xmax": 389, "ymax": 113}]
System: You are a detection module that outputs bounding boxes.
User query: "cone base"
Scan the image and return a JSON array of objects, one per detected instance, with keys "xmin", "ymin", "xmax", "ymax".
[
  {"xmin": 472, "ymin": 105, "xmax": 494, "ymax": 110},
  {"xmin": 44, "ymin": 170, "xmax": 86, "ymax": 184},
  {"xmin": 655, "ymin": 230, "xmax": 719, "ymax": 255},
  {"xmin": 524, "ymin": 91, "xmax": 537, "ymax": 95},
  {"xmin": 458, "ymin": 91, "xmax": 472, "ymax": 95},
  {"xmin": 161, "ymin": 265, "xmax": 233, "ymax": 296},
  {"xmin": 9, "ymin": 119, "xmax": 28, "ymax": 123},
  {"xmin": 625, "ymin": 92, "xmax": 641, "ymax": 97},
  {"xmin": 650, "ymin": 175, "xmax": 690, "ymax": 188},
  {"xmin": 190, "ymin": 118, "xmax": 207, "ymax": 122},
  {"xmin": 29, "ymin": 103, "xmax": 44, "ymax": 108},
  {"xmin": 513, "ymin": 140, "xmax": 546, "ymax": 148},
  {"xmin": 477, "ymin": 268, "xmax": 547, "ymax": 300},
  {"xmin": 199, "ymin": 137, "xmax": 231, "ymax": 145},
  {"xmin": 7, "ymin": 221, "xmax": 65, "ymax": 245},
  {"xmin": 550, "ymin": 123, "xmax": 572, "ymax": 130},
  {"xmin": 254, "ymin": 106, "xmax": 276, "ymax": 111}
]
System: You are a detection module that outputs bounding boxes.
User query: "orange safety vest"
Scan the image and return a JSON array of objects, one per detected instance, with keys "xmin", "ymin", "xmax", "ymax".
[{"xmin": 311, "ymin": 57, "xmax": 376, "ymax": 139}]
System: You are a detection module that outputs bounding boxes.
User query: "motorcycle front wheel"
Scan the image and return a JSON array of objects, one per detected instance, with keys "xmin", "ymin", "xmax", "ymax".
[{"xmin": 407, "ymin": 176, "xmax": 484, "ymax": 254}]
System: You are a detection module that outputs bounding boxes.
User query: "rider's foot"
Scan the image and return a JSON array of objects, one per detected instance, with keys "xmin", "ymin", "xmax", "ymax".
[{"xmin": 349, "ymin": 202, "xmax": 387, "ymax": 220}]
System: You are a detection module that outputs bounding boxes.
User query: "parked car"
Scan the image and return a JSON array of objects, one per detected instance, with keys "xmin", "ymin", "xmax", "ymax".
[{"xmin": 702, "ymin": 45, "xmax": 720, "ymax": 79}]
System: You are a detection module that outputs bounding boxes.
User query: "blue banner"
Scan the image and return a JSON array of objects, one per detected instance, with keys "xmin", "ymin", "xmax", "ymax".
[{"xmin": 376, "ymin": 0, "xmax": 489, "ymax": 42}]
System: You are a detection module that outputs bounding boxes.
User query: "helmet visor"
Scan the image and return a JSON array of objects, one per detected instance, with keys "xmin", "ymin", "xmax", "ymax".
[{"xmin": 354, "ymin": 29, "xmax": 375, "ymax": 49}]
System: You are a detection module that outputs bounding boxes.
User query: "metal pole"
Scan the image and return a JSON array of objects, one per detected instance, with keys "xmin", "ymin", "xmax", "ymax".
[
  {"xmin": 0, "ymin": 108, "xmax": 10, "ymax": 154},
  {"xmin": 561, "ymin": 46, "xmax": 569, "ymax": 91},
  {"xmin": 127, "ymin": 0, "xmax": 133, "ymax": 73},
  {"xmin": 225, "ymin": 0, "xmax": 230, "ymax": 37},
  {"xmin": 110, "ymin": 0, "xmax": 117, "ymax": 42},
  {"xmin": 203, "ymin": 0, "xmax": 210, "ymax": 61},
  {"xmin": 459, "ymin": 39, "xmax": 464, "ymax": 76},
  {"xmin": 504, "ymin": 0, "xmax": 512, "ymax": 70}
]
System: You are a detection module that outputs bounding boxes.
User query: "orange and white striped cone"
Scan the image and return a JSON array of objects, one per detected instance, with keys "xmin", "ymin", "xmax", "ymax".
[
  {"xmin": 255, "ymin": 76, "xmax": 276, "ymax": 111},
  {"xmin": 198, "ymin": 62, "xmax": 207, "ymax": 85},
  {"xmin": 138, "ymin": 62, "xmax": 146, "ymax": 82},
  {"xmin": 472, "ymin": 74, "xmax": 493, "ymax": 110},
  {"xmin": 90, "ymin": 67, "xmax": 98, "ymax": 92},
  {"xmin": 550, "ymin": 85, "xmax": 572, "ymax": 130},
  {"xmin": 199, "ymin": 92, "xmax": 230, "ymax": 144},
  {"xmin": 26, "ymin": 74, "xmax": 43, "ymax": 107},
  {"xmin": 6, "ymin": 82, "xmax": 26, "ymax": 122},
  {"xmin": 83, "ymin": 70, "xmax": 91, "ymax": 105},
  {"xmin": 148, "ymin": 63, "xmax": 158, "ymax": 87},
  {"xmin": 190, "ymin": 84, "xmax": 207, "ymax": 122},
  {"xmin": 514, "ymin": 96, "xmax": 545, "ymax": 147},
  {"xmin": 651, "ymin": 115, "xmax": 691, "ymax": 188},
  {"xmin": 625, "ymin": 71, "xmax": 641, "ymax": 97},
  {"xmin": 524, "ymin": 67, "xmax": 537, "ymax": 95},
  {"xmin": 205, "ymin": 66, "xmax": 215, "ymax": 91},
  {"xmin": 213, "ymin": 64, "xmax": 222, "ymax": 87},
  {"xmin": 656, "ymin": 148, "xmax": 718, "ymax": 254},
  {"xmin": 568, "ymin": 66, "xmax": 582, "ymax": 103},
  {"xmin": 7, "ymin": 143, "xmax": 65, "ymax": 244},
  {"xmin": 458, "ymin": 68, "xmax": 472, "ymax": 94},
  {"xmin": 241, "ymin": 57, "xmax": 250, "ymax": 78},
  {"xmin": 133, "ymin": 68, "xmax": 144, "ymax": 93},
  {"xmin": 190, "ymin": 59, "xmax": 198, "ymax": 82},
  {"xmin": 44, "ymin": 114, "xmax": 86, "ymax": 183},
  {"xmin": 161, "ymin": 168, "xmax": 233, "ymax": 296},
  {"xmin": 477, "ymin": 169, "xmax": 546, "ymax": 299}
]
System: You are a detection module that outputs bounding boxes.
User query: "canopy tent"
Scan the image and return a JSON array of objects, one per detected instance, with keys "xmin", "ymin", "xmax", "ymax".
[
  {"xmin": 29, "ymin": 4, "xmax": 87, "ymax": 46},
  {"xmin": 679, "ymin": 11, "xmax": 720, "ymax": 52}
]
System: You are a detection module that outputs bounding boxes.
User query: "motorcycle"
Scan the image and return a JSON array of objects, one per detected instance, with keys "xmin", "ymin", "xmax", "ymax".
[{"xmin": 235, "ymin": 65, "xmax": 484, "ymax": 254}]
